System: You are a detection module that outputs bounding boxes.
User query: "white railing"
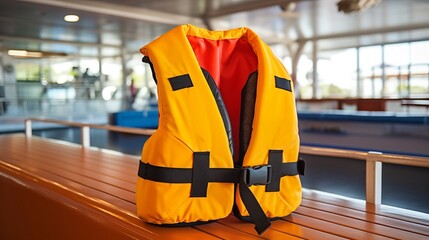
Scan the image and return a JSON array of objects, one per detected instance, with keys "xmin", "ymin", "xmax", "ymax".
[
  {"xmin": 300, "ymin": 146, "xmax": 429, "ymax": 204},
  {"xmin": 24, "ymin": 118, "xmax": 156, "ymax": 148},
  {"xmin": 24, "ymin": 118, "xmax": 429, "ymax": 206}
]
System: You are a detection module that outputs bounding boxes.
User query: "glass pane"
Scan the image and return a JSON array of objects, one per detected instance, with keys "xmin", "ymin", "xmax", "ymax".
[
  {"xmin": 411, "ymin": 41, "xmax": 429, "ymax": 64},
  {"xmin": 410, "ymin": 41, "xmax": 429, "ymax": 97},
  {"xmin": 296, "ymin": 54, "xmax": 313, "ymax": 99},
  {"xmin": 359, "ymin": 46, "xmax": 382, "ymax": 97},
  {"xmin": 318, "ymin": 48, "xmax": 357, "ymax": 98},
  {"xmin": 384, "ymin": 43, "xmax": 410, "ymax": 67}
]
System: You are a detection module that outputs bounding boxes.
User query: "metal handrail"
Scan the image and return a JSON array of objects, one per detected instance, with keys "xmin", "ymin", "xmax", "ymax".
[
  {"xmin": 24, "ymin": 118, "xmax": 429, "ymax": 206},
  {"xmin": 25, "ymin": 118, "xmax": 155, "ymax": 147},
  {"xmin": 300, "ymin": 145, "xmax": 429, "ymax": 205},
  {"xmin": 300, "ymin": 146, "xmax": 429, "ymax": 168}
]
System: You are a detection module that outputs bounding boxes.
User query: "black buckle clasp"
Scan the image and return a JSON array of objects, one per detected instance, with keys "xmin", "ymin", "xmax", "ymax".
[{"xmin": 243, "ymin": 165, "xmax": 272, "ymax": 186}]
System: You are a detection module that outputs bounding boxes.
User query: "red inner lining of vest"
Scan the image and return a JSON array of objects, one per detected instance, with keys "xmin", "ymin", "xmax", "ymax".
[{"xmin": 187, "ymin": 36, "xmax": 258, "ymax": 161}]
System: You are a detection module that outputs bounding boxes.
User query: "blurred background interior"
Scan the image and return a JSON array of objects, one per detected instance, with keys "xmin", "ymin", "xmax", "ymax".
[
  {"xmin": 1, "ymin": 0, "xmax": 428, "ymax": 119},
  {"xmin": 0, "ymin": 0, "xmax": 428, "ymax": 212}
]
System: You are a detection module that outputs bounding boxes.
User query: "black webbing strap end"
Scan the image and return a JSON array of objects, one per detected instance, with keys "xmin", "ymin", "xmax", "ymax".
[
  {"xmin": 298, "ymin": 158, "xmax": 305, "ymax": 176},
  {"xmin": 142, "ymin": 56, "xmax": 150, "ymax": 63},
  {"xmin": 240, "ymin": 151, "xmax": 305, "ymax": 234},
  {"xmin": 239, "ymin": 179, "xmax": 271, "ymax": 235},
  {"xmin": 138, "ymin": 160, "xmax": 147, "ymax": 179},
  {"xmin": 241, "ymin": 162, "xmax": 273, "ymax": 233},
  {"xmin": 255, "ymin": 218, "xmax": 271, "ymax": 235}
]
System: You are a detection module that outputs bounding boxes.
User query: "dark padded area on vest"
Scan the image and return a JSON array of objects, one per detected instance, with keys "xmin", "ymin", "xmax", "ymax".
[
  {"xmin": 201, "ymin": 68, "xmax": 234, "ymax": 155},
  {"xmin": 168, "ymin": 74, "xmax": 194, "ymax": 91},
  {"xmin": 238, "ymin": 71, "xmax": 258, "ymax": 165},
  {"xmin": 275, "ymin": 76, "xmax": 292, "ymax": 92}
]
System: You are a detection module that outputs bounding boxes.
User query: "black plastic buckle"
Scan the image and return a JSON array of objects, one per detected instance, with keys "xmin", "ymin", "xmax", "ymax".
[{"xmin": 243, "ymin": 165, "xmax": 272, "ymax": 186}]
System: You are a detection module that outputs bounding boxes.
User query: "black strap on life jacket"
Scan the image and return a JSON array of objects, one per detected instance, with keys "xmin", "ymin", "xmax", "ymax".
[
  {"xmin": 138, "ymin": 157, "xmax": 304, "ymax": 186},
  {"xmin": 137, "ymin": 153, "xmax": 305, "ymax": 235}
]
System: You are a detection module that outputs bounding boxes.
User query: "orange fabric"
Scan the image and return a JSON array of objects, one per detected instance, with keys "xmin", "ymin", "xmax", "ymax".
[
  {"xmin": 187, "ymin": 36, "xmax": 258, "ymax": 161},
  {"xmin": 137, "ymin": 24, "xmax": 302, "ymax": 225}
]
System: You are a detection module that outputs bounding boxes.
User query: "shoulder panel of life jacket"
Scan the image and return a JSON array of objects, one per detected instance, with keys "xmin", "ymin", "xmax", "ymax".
[{"xmin": 136, "ymin": 24, "xmax": 303, "ymax": 234}]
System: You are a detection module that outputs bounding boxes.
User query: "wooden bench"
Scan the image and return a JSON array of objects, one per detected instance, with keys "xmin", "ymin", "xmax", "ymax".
[{"xmin": 1, "ymin": 134, "xmax": 429, "ymax": 239}]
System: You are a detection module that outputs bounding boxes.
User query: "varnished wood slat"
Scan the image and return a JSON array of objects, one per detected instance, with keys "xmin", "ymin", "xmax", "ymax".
[
  {"xmin": 4, "ymin": 145, "xmax": 137, "ymax": 191},
  {"xmin": 303, "ymin": 189, "xmax": 429, "ymax": 226},
  {"xmin": 0, "ymin": 135, "xmax": 138, "ymax": 192},
  {"xmin": 271, "ymin": 217, "xmax": 348, "ymax": 240},
  {"xmin": 2, "ymin": 136, "xmax": 140, "ymax": 176},
  {"xmin": 300, "ymin": 198, "xmax": 429, "ymax": 237},
  {"xmin": 4, "ymin": 134, "xmax": 140, "ymax": 168},
  {"xmin": 1, "ymin": 135, "xmax": 137, "ymax": 164},
  {"xmin": 283, "ymin": 213, "xmax": 393, "ymax": 240},
  {"xmin": 23, "ymin": 142, "xmax": 139, "ymax": 172},
  {"xmin": 295, "ymin": 205, "xmax": 428, "ymax": 239},
  {"xmin": 1, "ymin": 135, "xmax": 223, "ymax": 239},
  {"xmin": 4, "ymin": 156, "xmax": 136, "ymax": 203},
  {"xmin": 194, "ymin": 221, "xmax": 264, "ymax": 240},
  {"xmin": 218, "ymin": 215, "xmax": 303, "ymax": 240},
  {"xmin": 0, "ymin": 135, "xmax": 137, "ymax": 206},
  {"xmin": 0, "ymin": 160, "xmax": 136, "ymax": 213},
  {"xmin": 1, "ymin": 143, "xmax": 138, "ymax": 206},
  {"xmin": 0, "ymin": 161, "xmax": 219, "ymax": 240}
]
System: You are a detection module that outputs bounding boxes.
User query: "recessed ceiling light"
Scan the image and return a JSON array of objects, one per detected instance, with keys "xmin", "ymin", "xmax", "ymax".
[
  {"xmin": 64, "ymin": 14, "xmax": 79, "ymax": 22},
  {"xmin": 7, "ymin": 49, "xmax": 67, "ymax": 58},
  {"xmin": 8, "ymin": 50, "xmax": 42, "ymax": 58}
]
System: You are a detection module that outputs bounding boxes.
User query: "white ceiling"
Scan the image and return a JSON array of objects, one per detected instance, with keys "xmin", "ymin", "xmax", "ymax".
[{"xmin": 0, "ymin": 0, "xmax": 428, "ymax": 58}]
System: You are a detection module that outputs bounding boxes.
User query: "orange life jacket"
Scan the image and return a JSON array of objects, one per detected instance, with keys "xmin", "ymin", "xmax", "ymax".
[{"xmin": 136, "ymin": 24, "xmax": 304, "ymax": 235}]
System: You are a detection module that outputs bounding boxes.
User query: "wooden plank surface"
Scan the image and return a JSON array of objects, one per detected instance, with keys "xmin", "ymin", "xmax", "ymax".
[
  {"xmin": 0, "ymin": 134, "xmax": 217, "ymax": 239},
  {"xmin": 302, "ymin": 189, "xmax": 429, "ymax": 226},
  {"xmin": 1, "ymin": 134, "xmax": 429, "ymax": 240},
  {"xmin": 300, "ymin": 198, "xmax": 429, "ymax": 236}
]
